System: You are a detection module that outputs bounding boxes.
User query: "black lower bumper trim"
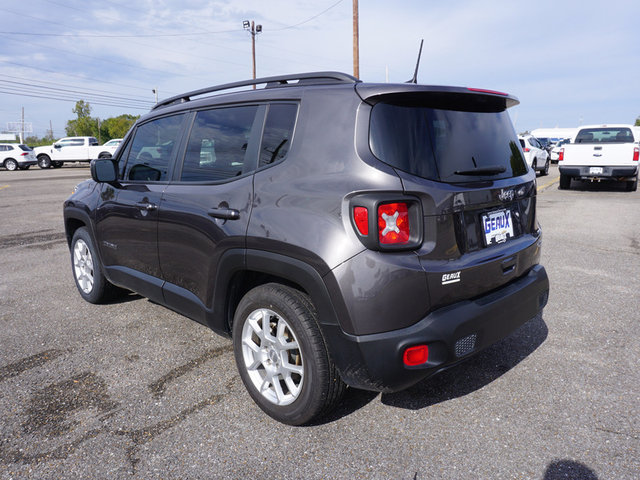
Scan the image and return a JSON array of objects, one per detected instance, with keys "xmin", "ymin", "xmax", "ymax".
[{"xmin": 328, "ymin": 265, "xmax": 549, "ymax": 392}]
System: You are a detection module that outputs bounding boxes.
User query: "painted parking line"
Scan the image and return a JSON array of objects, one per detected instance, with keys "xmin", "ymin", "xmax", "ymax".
[
  {"xmin": 537, "ymin": 177, "xmax": 559, "ymax": 192},
  {"xmin": 0, "ymin": 185, "xmax": 10, "ymax": 191}
]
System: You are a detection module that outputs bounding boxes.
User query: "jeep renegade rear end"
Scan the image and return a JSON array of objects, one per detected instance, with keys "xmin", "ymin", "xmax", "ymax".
[{"xmin": 64, "ymin": 72, "xmax": 549, "ymax": 425}]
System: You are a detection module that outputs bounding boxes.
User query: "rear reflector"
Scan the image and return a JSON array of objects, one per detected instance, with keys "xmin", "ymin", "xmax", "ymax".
[
  {"xmin": 353, "ymin": 207, "xmax": 369, "ymax": 235},
  {"xmin": 378, "ymin": 202, "xmax": 410, "ymax": 244},
  {"xmin": 403, "ymin": 345, "xmax": 429, "ymax": 366}
]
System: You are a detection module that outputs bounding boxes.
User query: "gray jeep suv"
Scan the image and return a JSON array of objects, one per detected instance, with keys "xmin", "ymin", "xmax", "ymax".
[{"xmin": 64, "ymin": 72, "xmax": 549, "ymax": 425}]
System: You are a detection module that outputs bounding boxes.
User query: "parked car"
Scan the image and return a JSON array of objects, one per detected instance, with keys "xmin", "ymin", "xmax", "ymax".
[
  {"xmin": 34, "ymin": 137, "xmax": 122, "ymax": 168},
  {"xmin": 550, "ymin": 138, "xmax": 570, "ymax": 162},
  {"xmin": 558, "ymin": 125, "xmax": 638, "ymax": 191},
  {"xmin": 0, "ymin": 143, "xmax": 37, "ymax": 171},
  {"xmin": 102, "ymin": 138, "xmax": 123, "ymax": 151},
  {"xmin": 518, "ymin": 134, "xmax": 550, "ymax": 175},
  {"xmin": 64, "ymin": 72, "xmax": 549, "ymax": 425}
]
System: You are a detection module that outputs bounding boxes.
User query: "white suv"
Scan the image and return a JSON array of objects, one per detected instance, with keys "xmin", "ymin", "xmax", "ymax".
[
  {"xmin": 0, "ymin": 144, "xmax": 38, "ymax": 171},
  {"xmin": 518, "ymin": 135, "xmax": 550, "ymax": 176}
]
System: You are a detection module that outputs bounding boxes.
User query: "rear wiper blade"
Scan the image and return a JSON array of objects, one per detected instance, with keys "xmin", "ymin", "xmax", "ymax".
[{"xmin": 454, "ymin": 165, "xmax": 507, "ymax": 176}]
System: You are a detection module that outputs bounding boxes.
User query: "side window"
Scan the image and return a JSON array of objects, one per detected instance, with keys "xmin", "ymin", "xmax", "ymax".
[
  {"xmin": 259, "ymin": 104, "xmax": 297, "ymax": 168},
  {"xmin": 123, "ymin": 114, "xmax": 185, "ymax": 182},
  {"xmin": 180, "ymin": 106, "xmax": 258, "ymax": 182}
]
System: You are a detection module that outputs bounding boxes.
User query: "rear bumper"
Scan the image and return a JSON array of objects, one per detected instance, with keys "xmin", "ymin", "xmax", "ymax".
[
  {"xmin": 559, "ymin": 165, "xmax": 638, "ymax": 179},
  {"xmin": 327, "ymin": 264, "xmax": 549, "ymax": 392}
]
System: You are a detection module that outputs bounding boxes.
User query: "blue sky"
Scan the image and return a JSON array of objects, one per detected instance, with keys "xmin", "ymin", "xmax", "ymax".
[{"xmin": 1, "ymin": 0, "xmax": 639, "ymax": 138}]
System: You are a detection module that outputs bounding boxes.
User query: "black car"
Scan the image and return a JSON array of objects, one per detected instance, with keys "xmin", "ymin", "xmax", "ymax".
[{"xmin": 64, "ymin": 72, "xmax": 549, "ymax": 425}]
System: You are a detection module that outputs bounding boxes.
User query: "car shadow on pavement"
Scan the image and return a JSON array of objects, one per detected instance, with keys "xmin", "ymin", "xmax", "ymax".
[
  {"xmin": 543, "ymin": 460, "xmax": 598, "ymax": 480},
  {"xmin": 380, "ymin": 313, "xmax": 548, "ymax": 410}
]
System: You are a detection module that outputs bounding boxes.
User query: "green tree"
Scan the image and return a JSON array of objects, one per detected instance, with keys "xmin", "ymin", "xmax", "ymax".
[
  {"xmin": 101, "ymin": 114, "xmax": 139, "ymax": 141},
  {"xmin": 66, "ymin": 100, "xmax": 99, "ymax": 137},
  {"xmin": 635, "ymin": 116, "xmax": 640, "ymax": 126}
]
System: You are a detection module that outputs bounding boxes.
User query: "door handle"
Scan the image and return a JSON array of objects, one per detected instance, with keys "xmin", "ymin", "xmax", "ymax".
[
  {"xmin": 208, "ymin": 207, "xmax": 240, "ymax": 220},
  {"xmin": 136, "ymin": 202, "xmax": 157, "ymax": 211}
]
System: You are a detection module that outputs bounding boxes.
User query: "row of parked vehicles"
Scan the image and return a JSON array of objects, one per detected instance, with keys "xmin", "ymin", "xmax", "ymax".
[{"xmin": 0, "ymin": 137, "xmax": 122, "ymax": 171}]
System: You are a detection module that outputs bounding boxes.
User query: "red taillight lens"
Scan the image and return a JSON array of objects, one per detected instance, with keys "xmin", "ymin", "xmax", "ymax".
[
  {"xmin": 378, "ymin": 202, "xmax": 410, "ymax": 244},
  {"xmin": 353, "ymin": 206, "xmax": 369, "ymax": 235},
  {"xmin": 523, "ymin": 147, "xmax": 530, "ymax": 152},
  {"xmin": 21, "ymin": 152, "xmax": 28, "ymax": 156},
  {"xmin": 559, "ymin": 148, "xmax": 564, "ymax": 162},
  {"xmin": 403, "ymin": 345, "xmax": 429, "ymax": 366},
  {"xmin": 633, "ymin": 146, "xmax": 639, "ymax": 162}
]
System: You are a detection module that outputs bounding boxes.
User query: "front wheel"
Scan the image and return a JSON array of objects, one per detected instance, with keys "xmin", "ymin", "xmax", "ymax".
[
  {"xmin": 4, "ymin": 159, "xmax": 18, "ymax": 171},
  {"xmin": 37, "ymin": 155, "xmax": 51, "ymax": 169},
  {"xmin": 71, "ymin": 227, "xmax": 117, "ymax": 304},
  {"xmin": 232, "ymin": 283, "xmax": 345, "ymax": 425}
]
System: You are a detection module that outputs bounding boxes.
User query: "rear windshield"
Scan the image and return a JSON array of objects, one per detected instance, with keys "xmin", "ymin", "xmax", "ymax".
[
  {"xmin": 574, "ymin": 127, "xmax": 635, "ymax": 144},
  {"xmin": 370, "ymin": 102, "xmax": 527, "ymax": 182},
  {"xmin": 18, "ymin": 144, "xmax": 33, "ymax": 151}
]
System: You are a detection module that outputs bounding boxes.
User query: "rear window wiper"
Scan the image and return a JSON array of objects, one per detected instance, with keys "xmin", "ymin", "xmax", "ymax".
[{"xmin": 454, "ymin": 165, "xmax": 507, "ymax": 176}]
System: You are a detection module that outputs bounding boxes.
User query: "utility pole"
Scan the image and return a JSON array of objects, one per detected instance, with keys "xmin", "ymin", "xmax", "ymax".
[
  {"xmin": 243, "ymin": 20, "xmax": 262, "ymax": 89},
  {"xmin": 20, "ymin": 107, "xmax": 24, "ymax": 144},
  {"xmin": 152, "ymin": 87, "xmax": 158, "ymax": 103},
  {"xmin": 353, "ymin": 0, "xmax": 359, "ymax": 79}
]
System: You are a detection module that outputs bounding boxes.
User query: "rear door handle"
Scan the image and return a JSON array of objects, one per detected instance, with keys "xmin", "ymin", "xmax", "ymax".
[{"xmin": 208, "ymin": 207, "xmax": 240, "ymax": 220}]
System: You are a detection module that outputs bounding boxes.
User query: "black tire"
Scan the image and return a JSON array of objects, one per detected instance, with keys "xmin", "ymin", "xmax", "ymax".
[
  {"xmin": 4, "ymin": 158, "xmax": 18, "ymax": 171},
  {"xmin": 627, "ymin": 177, "xmax": 638, "ymax": 192},
  {"xmin": 540, "ymin": 159, "xmax": 550, "ymax": 176},
  {"xmin": 70, "ymin": 227, "xmax": 117, "ymax": 304},
  {"xmin": 559, "ymin": 174, "xmax": 571, "ymax": 190},
  {"xmin": 232, "ymin": 283, "xmax": 346, "ymax": 425},
  {"xmin": 52, "ymin": 161, "xmax": 63, "ymax": 168},
  {"xmin": 531, "ymin": 158, "xmax": 537, "ymax": 173},
  {"xmin": 37, "ymin": 154, "xmax": 51, "ymax": 169}
]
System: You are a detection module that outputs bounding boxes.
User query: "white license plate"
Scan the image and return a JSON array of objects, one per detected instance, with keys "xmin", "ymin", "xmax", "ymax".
[
  {"xmin": 589, "ymin": 167, "xmax": 604, "ymax": 175},
  {"xmin": 482, "ymin": 209, "xmax": 514, "ymax": 245}
]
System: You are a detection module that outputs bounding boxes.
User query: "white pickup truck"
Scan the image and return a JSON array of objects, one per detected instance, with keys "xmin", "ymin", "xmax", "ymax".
[
  {"xmin": 34, "ymin": 136, "xmax": 121, "ymax": 169},
  {"xmin": 558, "ymin": 124, "xmax": 639, "ymax": 191}
]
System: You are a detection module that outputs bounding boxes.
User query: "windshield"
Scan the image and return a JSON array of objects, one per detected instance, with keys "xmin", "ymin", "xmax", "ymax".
[{"xmin": 370, "ymin": 102, "xmax": 527, "ymax": 182}]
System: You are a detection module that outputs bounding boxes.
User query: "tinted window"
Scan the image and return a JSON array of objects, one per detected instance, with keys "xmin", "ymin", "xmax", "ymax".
[
  {"xmin": 259, "ymin": 104, "xmax": 297, "ymax": 167},
  {"xmin": 180, "ymin": 106, "xmax": 258, "ymax": 182},
  {"xmin": 370, "ymin": 103, "xmax": 527, "ymax": 182},
  {"xmin": 575, "ymin": 127, "xmax": 634, "ymax": 144},
  {"xmin": 18, "ymin": 144, "xmax": 32, "ymax": 151},
  {"xmin": 123, "ymin": 114, "xmax": 185, "ymax": 182}
]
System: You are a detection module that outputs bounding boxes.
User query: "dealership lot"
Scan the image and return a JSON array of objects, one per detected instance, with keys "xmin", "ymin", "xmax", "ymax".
[{"xmin": 0, "ymin": 166, "xmax": 638, "ymax": 479}]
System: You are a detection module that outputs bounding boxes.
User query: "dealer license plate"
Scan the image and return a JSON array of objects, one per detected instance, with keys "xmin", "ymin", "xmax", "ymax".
[
  {"xmin": 589, "ymin": 167, "xmax": 604, "ymax": 175},
  {"xmin": 482, "ymin": 209, "xmax": 514, "ymax": 245}
]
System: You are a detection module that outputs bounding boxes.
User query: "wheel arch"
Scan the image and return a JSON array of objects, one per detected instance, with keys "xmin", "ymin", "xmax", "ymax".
[{"xmin": 211, "ymin": 249, "xmax": 357, "ymax": 387}]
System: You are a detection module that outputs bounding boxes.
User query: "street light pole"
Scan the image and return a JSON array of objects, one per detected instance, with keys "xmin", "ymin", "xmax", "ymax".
[
  {"xmin": 243, "ymin": 20, "xmax": 262, "ymax": 89},
  {"xmin": 353, "ymin": 0, "xmax": 359, "ymax": 79}
]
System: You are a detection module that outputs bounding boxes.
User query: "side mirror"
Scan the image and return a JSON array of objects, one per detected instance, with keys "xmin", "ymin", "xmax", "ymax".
[{"xmin": 91, "ymin": 158, "xmax": 118, "ymax": 183}]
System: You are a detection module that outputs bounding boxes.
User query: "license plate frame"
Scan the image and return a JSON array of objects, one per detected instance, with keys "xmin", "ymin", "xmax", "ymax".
[
  {"xmin": 482, "ymin": 209, "xmax": 514, "ymax": 246},
  {"xmin": 589, "ymin": 167, "xmax": 604, "ymax": 175}
]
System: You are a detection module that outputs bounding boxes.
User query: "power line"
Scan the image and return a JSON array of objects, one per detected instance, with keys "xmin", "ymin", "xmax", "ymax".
[{"xmin": 0, "ymin": 77, "xmax": 154, "ymax": 107}]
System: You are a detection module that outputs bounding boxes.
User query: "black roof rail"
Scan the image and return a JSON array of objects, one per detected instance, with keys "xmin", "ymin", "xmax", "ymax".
[{"xmin": 153, "ymin": 71, "xmax": 360, "ymax": 110}]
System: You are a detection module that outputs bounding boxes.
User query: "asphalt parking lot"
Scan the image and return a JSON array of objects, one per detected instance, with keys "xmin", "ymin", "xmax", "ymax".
[{"xmin": 0, "ymin": 164, "xmax": 638, "ymax": 479}]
